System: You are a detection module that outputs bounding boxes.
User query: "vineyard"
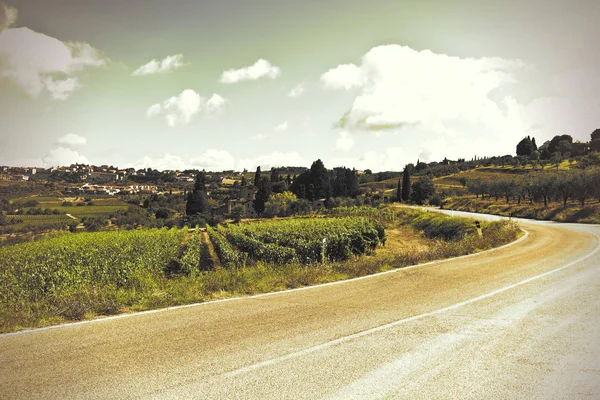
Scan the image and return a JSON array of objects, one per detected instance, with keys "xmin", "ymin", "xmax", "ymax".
[{"xmin": 0, "ymin": 217, "xmax": 385, "ymax": 330}]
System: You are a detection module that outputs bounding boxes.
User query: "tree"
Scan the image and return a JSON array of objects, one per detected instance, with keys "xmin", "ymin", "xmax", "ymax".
[
  {"xmin": 186, "ymin": 172, "xmax": 209, "ymax": 215},
  {"xmin": 573, "ymin": 169, "xmax": 594, "ymax": 206},
  {"xmin": 241, "ymin": 175, "xmax": 247, "ymax": 186},
  {"xmin": 309, "ymin": 159, "xmax": 331, "ymax": 200},
  {"xmin": 254, "ymin": 176, "xmax": 272, "ymax": 215},
  {"xmin": 254, "ymin": 166, "xmax": 261, "ymax": 186},
  {"xmin": 155, "ymin": 208, "xmax": 171, "ymax": 219},
  {"xmin": 230, "ymin": 205, "xmax": 245, "ymax": 222},
  {"xmin": 396, "ymin": 178, "xmax": 402, "ymax": 202},
  {"xmin": 556, "ymin": 174, "xmax": 573, "ymax": 206},
  {"xmin": 591, "ymin": 129, "xmax": 600, "ymax": 152},
  {"xmin": 548, "ymin": 134, "xmax": 573, "ymax": 154},
  {"xmin": 401, "ymin": 166, "xmax": 411, "ymax": 202},
  {"xmin": 410, "ymin": 176, "xmax": 435, "ymax": 205},
  {"xmin": 270, "ymin": 168, "xmax": 279, "ymax": 183},
  {"xmin": 516, "ymin": 136, "xmax": 534, "ymax": 156}
]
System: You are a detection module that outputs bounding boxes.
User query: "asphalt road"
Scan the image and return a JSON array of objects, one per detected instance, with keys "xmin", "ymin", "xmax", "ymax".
[{"xmin": 2, "ymin": 214, "xmax": 600, "ymax": 399}]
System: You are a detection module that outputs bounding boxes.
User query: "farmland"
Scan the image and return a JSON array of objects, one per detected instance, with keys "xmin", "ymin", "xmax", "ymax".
[{"xmin": 0, "ymin": 209, "xmax": 521, "ymax": 332}]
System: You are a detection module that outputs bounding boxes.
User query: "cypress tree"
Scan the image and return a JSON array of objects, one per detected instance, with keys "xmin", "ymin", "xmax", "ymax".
[
  {"xmin": 401, "ymin": 166, "xmax": 411, "ymax": 202},
  {"xmin": 186, "ymin": 172, "xmax": 208, "ymax": 215},
  {"xmin": 396, "ymin": 178, "xmax": 402, "ymax": 202},
  {"xmin": 254, "ymin": 166, "xmax": 261, "ymax": 186}
]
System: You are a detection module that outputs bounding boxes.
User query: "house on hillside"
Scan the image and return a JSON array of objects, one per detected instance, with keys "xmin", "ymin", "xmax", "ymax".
[{"xmin": 227, "ymin": 198, "xmax": 257, "ymax": 218}]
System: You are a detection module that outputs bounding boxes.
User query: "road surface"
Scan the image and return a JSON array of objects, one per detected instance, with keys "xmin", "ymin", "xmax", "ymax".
[{"xmin": 1, "ymin": 214, "xmax": 600, "ymax": 399}]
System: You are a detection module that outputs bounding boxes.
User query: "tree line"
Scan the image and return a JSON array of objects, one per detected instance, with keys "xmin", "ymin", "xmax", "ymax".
[{"xmin": 466, "ymin": 168, "xmax": 600, "ymax": 207}]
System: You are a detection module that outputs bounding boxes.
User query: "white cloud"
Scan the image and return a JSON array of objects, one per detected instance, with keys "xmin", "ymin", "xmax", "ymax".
[
  {"xmin": 206, "ymin": 93, "xmax": 227, "ymax": 113},
  {"xmin": 146, "ymin": 103, "xmax": 162, "ymax": 117},
  {"xmin": 132, "ymin": 54, "xmax": 184, "ymax": 76},
  {"xmin": 275, "ymin": 121, "xmax": 288, "ymax": 132},
  {"xmin": 146, "ymin": 89, "xmax": 227, "ymax": 127},
  {"xmin": 287, "ymin": 84, "xmax": 305, "ymax": 98},
  {"xmin": 190, "ymin": 149, "xmax": 236, "ymax": 171},
  {"xmin": 332, "ymin": 147, "xmax": 406, "ymax": 172},
  {"xmin": 147, "ymin": 89, "xmax": 201, "ymax": 127},
  {"xmin": 324, "ymin": 45, "xmax": 525, "ymax": 135},
  {"xmin": 133, "ymin": 153, "xmax": 187, "ymax": 171},
  {"xmin": 252, "ymin": 134, "xmax": 267, "ymax": 141},
  {"xmin": 0, "ymin": 26, "xmax": 105, "ymax": 99},
  {"xmin": 334, "ymin": 131, "xmax": 354, "ymax": 152},
  {"xmin": 0, "ymin": 3, "xmax": 18, "ymax": 30},
  {"xmin": 42, "ymin": 147, "xmax": 89, "ymax": 167},
  {"xmin": 42, "ymin": 77, "xmax": 79, "ymax": 100},
  {"xmin": 237, "ymin": 151, "xmax": 308, "ymax": 171},
  {"xmin": 321, "ymin": 64, "xmax": 362, "ymax": 90},
  {"xmin": 220, "ymin": 59, "xmax": 280, "ymax": 84},
  {"xmin": 57, "ymin": 133, "xmax": 86, "ymax": 147}
]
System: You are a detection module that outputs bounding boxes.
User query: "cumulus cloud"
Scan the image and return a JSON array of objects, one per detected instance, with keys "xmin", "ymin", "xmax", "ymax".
[
  {"xmin": 321, "ymin": 44, "xmax": 534, "ymax": 159},
  {"xmin": 132, "ymin": 54, "xmax": 184, "ymax": 76},
  {"xmin": 133, "ymin": 153, "xmax": 187, "ymax": 171},
  {"xmin": 146, "ymin": 103, "xmax": 162, "ymax": 117},
  {"xmin": 0, "ymin": 25, "xmax": 105, "ymax": 99},
  {"xmin": 321, "ymin": 64, "xmax": 362, "ymax": 90},
  {"xmin": 334, "ymin": 131, "xmax": 354, "ymax": 152},
  {"xmin": 206, "ymin": 93, "xmax": 227, "ymax": 113},
  {"xmin": 220, "ymin": 59, "xmax": 280, "ymax": 84},
  {"xmin": 323, "ymin": 45, "xmax": 526, "ymax": 135},
  {"xmin": 237, "ymin": 151, "xmax": 307, "ymax": 171},
  {"xmin": 42, "ymin": 147, "xmax": 90, "ymax": 167},
  {"xmin": 0, "ymin": 3, "xmax": 17, "ymax": 30},
  {"xmin": 147, "ymin": 90, "xmax": 228, "ymax": 127},
  {"xmin": 275, "ymin": 121, "xmax": 288, "ymax": 132},
  {"xmin": 333, "ymin": 147, "xmax": 406, "ymax": 172},
  {"xmin": 57, "ymin": 133, "xmax": 86, "ymax": 147},
  {"xmin": 43, "ymin": 77, "xmax": 79, "ymax": 100},
  {"xmin": 287, "ymin": 84, "xmax": 305, "ymax": 97},
  {"xmin": 190, "ymin": 149, "xmax": 236, "ymax": 171}
]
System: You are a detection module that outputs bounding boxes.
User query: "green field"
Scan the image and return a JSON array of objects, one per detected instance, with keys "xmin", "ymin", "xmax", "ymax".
[
  {"xmin": 11, "ymin": 196, "xmax": 62, "ymax": 203},
  {"xmin": 45, "ymin": 205, "xmax": 128, "ymax": 218},
  {"xmin": 1, "ymin": 214, "xmax": 75, "ymax": 233}
]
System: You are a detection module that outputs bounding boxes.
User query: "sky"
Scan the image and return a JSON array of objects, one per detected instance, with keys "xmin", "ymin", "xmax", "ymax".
[{"xmin": 0, "ymin": 0, "xmax": 598, "ymax": 172}]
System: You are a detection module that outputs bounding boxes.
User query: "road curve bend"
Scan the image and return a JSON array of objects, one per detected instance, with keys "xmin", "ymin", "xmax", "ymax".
[{"xmin": 1, "ymin": 216, "xmax": 600, "ymax": 399}]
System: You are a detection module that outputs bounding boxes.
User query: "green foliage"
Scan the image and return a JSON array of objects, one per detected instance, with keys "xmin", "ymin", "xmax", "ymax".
[
  {"xmin": 410, "ymin": 175, "xmax": 436, "ymax": 205},
  {"xmin": 0, "ymin": 228, "xmax": 185, "ymax": 324},
  {"xmin": 516, "ymin": 136, "xmax": 535, "ymax": 156},
  {"xmin": 396, "ymin": 209, "xmax": 475, "ymax": 240},
  {"xmin": 229, "ymin": 217, "xmax": 384, "ymax": 263},
  {"xmin": 179, "ymin": 231, "xmax": 202, "ymax": 275},
  {"xmin": 186, "ymin": 172, "xmax": 209, "ymax": 216},
  {"xmin": 401, "ymin": 166, "xmax": 411, "ymax": 202},
  {"xmin": 207, "ymin": 225, "xmax": 247, "ymax": 268},
  {"xmin": 222, "ymin": 225, "xmax": 297, "ymax": 264}
]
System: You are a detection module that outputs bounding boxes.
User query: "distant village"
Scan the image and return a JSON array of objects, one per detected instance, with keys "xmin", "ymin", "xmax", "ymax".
[{"xmin": 0, "ymin": 163, "xmax": 312, "ymax": 219}]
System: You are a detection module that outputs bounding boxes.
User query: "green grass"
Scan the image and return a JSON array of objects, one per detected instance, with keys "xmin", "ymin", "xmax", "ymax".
[
  {"xmin": 3, "ymin": 214, "xmax": 75, "ymax": 231},
  {"xmin": 25, "ymin": 202, "xmax": 129, "ymax": 218}
]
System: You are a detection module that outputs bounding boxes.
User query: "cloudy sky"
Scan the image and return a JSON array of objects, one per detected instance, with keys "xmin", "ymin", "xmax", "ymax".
[{"xmin": 0, "ymin": 0, "xmax": 598, "ymax": 172}]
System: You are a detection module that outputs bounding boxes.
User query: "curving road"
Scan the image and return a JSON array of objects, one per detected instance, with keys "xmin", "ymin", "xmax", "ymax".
[{"xmin": 1, "ymin": 213, "xmax": 600, "ymax": 399}]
